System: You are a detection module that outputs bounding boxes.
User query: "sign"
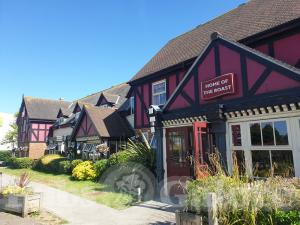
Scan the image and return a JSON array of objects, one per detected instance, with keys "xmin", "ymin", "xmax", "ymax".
[{"xmin": 201, "ymin": 73, "xmax": 235, "ymax": 100}]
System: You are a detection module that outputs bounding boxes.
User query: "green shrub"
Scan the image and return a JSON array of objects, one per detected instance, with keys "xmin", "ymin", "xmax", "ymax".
[
  {"xmin": 71, "ymin": 159, "xmax": 83, "ymax": 171},
  {"xmin": 108, "ymin": 150, "xmax": 137, "ymax": 166},
  {"xmin": 273, "ymin": 210, "xmax": 300, "ymax": 225},
  {"xmin": 123, "ymin": 139, "xmax": 156, "ymax": 172},
  {"xmin": 8, "ymin": 157, "xmax": 33, "ymax": 169},
  {"xmin": 0, "ymin": 151, "xmax": 12, "ymax": 162},
  {"xmin": 34, "ymin": 154, "xmax": 66, "ymax": 173},
  {"xmin": 94, "ymin": 159, "xmax": 109, "ymax": 178},
  {"xmin": 72, "ymin": 161, "xmax": 96, "ymax": 181},
  {"xmin": 58, "ymin": 160, "xmax": 72, "ymax": 174}
]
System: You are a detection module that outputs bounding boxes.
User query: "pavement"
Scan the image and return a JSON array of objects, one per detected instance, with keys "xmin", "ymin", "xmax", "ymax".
[
  {"xmin": 0, "ymin": 212, "xmax": 41, "ymax": 225},
  {"xmin": 1, "ymin": 174, "xmax": 176, "ymax": 225}
]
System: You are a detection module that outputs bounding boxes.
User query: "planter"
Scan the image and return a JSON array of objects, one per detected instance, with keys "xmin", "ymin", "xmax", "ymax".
[
  {"xmin": 0, "ymin": 193, "xmax": 42, "ymax": 217},
  {"xmin": 175, "ymin": 211, "xmax": 203, "ymax": 225}
]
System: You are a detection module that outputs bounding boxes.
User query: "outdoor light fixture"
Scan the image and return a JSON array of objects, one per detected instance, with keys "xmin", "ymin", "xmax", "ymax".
[{"xmin": 77, "ymin": 150, "xmax": 81, "ymax": 155}]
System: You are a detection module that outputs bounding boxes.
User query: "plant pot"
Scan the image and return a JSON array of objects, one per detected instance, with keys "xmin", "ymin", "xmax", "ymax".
[
  {"xmin": 175, "ymin": 211, "xmax": 203, "ymax": 225},
  {"xmin": 0, "ymin": 193, "xmax": 42, "ymax": 217}
]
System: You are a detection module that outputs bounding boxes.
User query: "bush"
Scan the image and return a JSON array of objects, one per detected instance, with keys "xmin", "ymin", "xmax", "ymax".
[
  {"xmin": 108, "ymin": 151, "xmax": 138, "ymax": 166},
  {"xmin": 94, "ymin": 159, "xmax": 109, "ymax": 178},
  {"xmin": 72, "ymin": 161, "xmax": 97, "ymax": 181},
  {"xmin": 58, "ymin": 160, "xmax": 72, "ymax": 174},
  {"xmin": 34, "ymin": 154, "xmax": 66, "ymax": 173},
  {"xmin": 8, "ymin": 157, "xmax": 33, "ymax": 169},
  {"xmin": 71, "ymin": 159, "xmax": 83, "ymax": 171},
  {"xmin": 0, "ymin": 151, "xmax": 12, "ymax": 163}
]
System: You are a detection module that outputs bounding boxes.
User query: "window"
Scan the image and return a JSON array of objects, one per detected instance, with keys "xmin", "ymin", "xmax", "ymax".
[
  {"xmin": 250, "ymin": 121, "xmax": 289, "ymax": 146},
  {"xmin": 250, "ymin": 123, "xmax": 262, "ymax": 146},
  {"xmin": 169, "ymin": 131, "xmax": 187, "ymax": 163},
  {"xmin": 231, "ymin": 125, "xmax": 242, "ymax": 146},
  {"xmin": 252, "ymin": 150, "xmax": 294, "ymax": 177},
  {"xmin": 152, "ymin": 80, "xmax": 166, "ymax": 105},
  {"xmin": 232, "ymin": 150, "xmax": 245, "ymax": 175}
]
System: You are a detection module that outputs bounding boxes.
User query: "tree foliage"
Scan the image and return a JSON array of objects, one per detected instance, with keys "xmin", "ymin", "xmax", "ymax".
[{"xmin": 1, "ymin": 113, "xmax": 18, "ymax": 147}]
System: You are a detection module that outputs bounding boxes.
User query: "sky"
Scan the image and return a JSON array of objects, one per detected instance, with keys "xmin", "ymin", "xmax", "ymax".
[{"xmin": 0, "ymin": 0, "xmax": 246, "ymax": 114}]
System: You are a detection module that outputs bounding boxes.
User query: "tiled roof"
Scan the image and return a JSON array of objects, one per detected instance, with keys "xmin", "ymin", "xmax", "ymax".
[
  {"xmin": 84, "ymin": 105, "xmax": 133, "ymax": 138},
  {"xmin": 78, "ymin": 83, "xmax": 130, "ymax": 106},
  {"xmin": 24, "ymin": 97, "xmax": 71, "ymax": 121},
  {"xmin": 130, "ymin": 0, "xmax": 300, "ymax": 82}
]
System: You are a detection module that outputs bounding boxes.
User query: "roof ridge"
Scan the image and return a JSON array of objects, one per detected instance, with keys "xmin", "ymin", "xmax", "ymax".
[
  {"xmin": 24, "ymin": 96, "xmax": 71, "ymax": 103},
  {"xmin": 76, "ymin": 82, "xmax": 127, "ymax": 101}
]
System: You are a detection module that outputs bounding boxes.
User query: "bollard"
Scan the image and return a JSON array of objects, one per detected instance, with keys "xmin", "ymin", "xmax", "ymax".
[
  {"xmin": 207, "ymin": 192, "xmax": 218, "ymax": 225},
  {"xmin": 137, "ymin": 187, "xmax": 142, "ymax": 202}
]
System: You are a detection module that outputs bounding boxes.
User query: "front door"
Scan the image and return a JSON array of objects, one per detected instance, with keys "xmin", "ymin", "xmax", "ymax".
[{"xmin": 166, "ymin": 127, "xmax": 193, "ymax": 194}]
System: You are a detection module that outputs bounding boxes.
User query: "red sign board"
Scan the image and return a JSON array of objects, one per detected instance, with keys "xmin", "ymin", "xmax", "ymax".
[{"xmin": 201, "ymin": 73, "xmax": 235, "ymax": 100}]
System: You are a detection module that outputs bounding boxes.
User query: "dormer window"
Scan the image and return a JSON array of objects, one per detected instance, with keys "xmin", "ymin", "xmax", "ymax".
[{"xmin": 152, "ymin": 80, "xmax": 166, "ymax": 105}]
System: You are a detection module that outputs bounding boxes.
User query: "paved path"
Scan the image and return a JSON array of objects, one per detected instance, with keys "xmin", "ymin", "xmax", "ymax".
[
  {"xmin": 0, "ymin": 212, "xmax": 41, "ymax": 225},
  {"xmin": 2, "ymin": 174, "xmax": 176, "ymax": 225}
]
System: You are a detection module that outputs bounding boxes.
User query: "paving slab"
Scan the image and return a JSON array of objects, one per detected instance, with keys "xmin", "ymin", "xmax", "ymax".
[{"xmin": 0, "ymin": 212, "xmax": 41, "ymax": 225}]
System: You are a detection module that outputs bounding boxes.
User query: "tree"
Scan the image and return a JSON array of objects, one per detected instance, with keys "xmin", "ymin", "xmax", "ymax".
[{"xmin": 1, "ymin": 113, "xmax": 18, "ymax": 148}]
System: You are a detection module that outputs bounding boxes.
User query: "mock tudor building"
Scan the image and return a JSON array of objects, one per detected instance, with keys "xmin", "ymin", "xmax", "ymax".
[
  {"xmin": 128, "ymin": 0, "xmax": 300, "ymax": 192},
  {"xmin": 17, "ymin": 96, "xmax": 70, "ymax": 159},
  {"xmin": 47, "ymin": 83, "xmax": 134, "ymax": 158},
  {"xmin": 70, "ymin": 105, "xmax": 134, "ymax": 160}
]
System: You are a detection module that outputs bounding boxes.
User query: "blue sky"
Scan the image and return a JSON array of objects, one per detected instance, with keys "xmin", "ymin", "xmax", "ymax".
[{"xmin": 0, "ymin": 0, "xmax": 246, "ymax": 114}]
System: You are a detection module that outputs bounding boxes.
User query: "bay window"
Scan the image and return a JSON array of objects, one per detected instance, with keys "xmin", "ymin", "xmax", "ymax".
[{"xmin": 152, "ymin": 80, "xmax": 166, "ymax": 105}]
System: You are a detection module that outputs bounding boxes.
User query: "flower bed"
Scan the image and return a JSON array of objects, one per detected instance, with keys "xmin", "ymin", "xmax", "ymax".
[{"xmin": 184, "ymin": 153, "xmax": 300, "ymax": 225}]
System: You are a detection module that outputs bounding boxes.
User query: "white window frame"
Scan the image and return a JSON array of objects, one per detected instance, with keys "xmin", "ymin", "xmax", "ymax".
[
  {"xmin": 227, "ymin": 114, "xmax": 300, "ymax": 177},
  {"xmin": 152, "ymin": 79, "xmax": 166, "ymax": 106}
]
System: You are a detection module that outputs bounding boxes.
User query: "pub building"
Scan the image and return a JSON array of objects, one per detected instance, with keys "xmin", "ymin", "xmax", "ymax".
[{"xmin": 128, "ymin": 0, "xmax": 300, "ymax": 194}]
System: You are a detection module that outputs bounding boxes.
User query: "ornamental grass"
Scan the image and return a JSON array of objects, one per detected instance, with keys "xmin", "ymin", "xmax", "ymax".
[{"xmin": 185, "ymin": 152, "xmax": 300, "ymax": 225}]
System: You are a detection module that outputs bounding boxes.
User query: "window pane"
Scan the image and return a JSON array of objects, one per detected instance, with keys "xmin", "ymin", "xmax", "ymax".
[
  {"xmin": 232, "ymin": 150, "xmax": 245, "ymax": 175},
  {"xmin": 231, "ymin": 125, "xmax": 242, "ymax": 146},
  {"xmin": 252, "ymin": 150, "xmax": 271, "ymax": 177},
  {"xmin": 152, "ymin": 95, "xmax": 160, "ymax": 105},
  {"xmin": 169, "ymin": 131, "xmax": 186, "ymax": 163},
  {"xmin": 262, "ymin": 122, "xmax": 274, "ymax": 145},
  {"xmin": 250, "ymin": 123, "xmax": 262, "ymax": 146},
  {"xmin": 153, "ymin": 82, "xmax": 165, "ymax": 94},
  {"xmin": 274, "ymin": 121, "xmax": 288, "ymax": 145},
  {"xmin": 159, "ymin": 93, "xmax": 166, "ymax": 105},
  {"xmin": 272, "ymin": 150, "xmax": 294, "ymax": 177}
]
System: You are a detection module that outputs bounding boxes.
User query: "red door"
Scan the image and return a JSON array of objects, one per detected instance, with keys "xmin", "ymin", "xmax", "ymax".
[{"xmin": 166, "ymin": 127, "xmax": 193, "ymax": 195}]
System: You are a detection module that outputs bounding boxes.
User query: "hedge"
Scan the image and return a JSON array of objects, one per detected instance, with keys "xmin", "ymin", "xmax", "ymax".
[
  {"xmin": 58, "ymin": 160, "xmax": 72, "ymax": 174},
  {"xmin": 34, "ymin": 154, "xmax": 66, "ymax": 173},
  {"xmin": 94, "ymin": 159, "xmax": 109, "ymax": 179},
  {"xmin": 8, "ymin": 157, "xmax": 33, "ymax": 169},
  {"xmin": 0, "ymin": 151, "xmax": 12, "ymax": 164}
]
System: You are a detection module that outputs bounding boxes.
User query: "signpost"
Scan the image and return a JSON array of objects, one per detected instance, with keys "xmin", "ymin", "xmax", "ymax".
[{"xmin": 201, "ymin": 73, "xmax": 235, "ymax": 100}]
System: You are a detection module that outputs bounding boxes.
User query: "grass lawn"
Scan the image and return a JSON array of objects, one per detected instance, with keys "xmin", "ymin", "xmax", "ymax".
[{"xmin": 0, "ymin": 167, "xmax": 135, "ymax": 210}]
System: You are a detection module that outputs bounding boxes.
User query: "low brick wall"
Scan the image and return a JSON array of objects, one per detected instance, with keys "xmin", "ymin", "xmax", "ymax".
[{"xmin": 29, "ymin": 143, "xmax": 46, "ymax": 159}]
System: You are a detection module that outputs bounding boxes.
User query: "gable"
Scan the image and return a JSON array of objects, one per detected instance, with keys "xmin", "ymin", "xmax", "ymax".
[
  {"xmin": 74, "ymin": 112, "xmax": 98, "ymax": 138},
  {"xmin": 164, "ymin": 35, "xmax": 300, "ymax": 112}
]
